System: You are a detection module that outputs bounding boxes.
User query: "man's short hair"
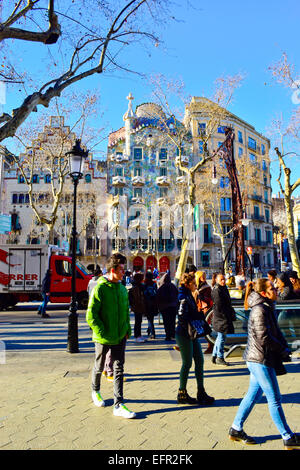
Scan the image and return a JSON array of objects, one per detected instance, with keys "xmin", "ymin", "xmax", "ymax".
[{"xmin": 106, "ymin": 253, "xmax": 127, "ymax": 273}]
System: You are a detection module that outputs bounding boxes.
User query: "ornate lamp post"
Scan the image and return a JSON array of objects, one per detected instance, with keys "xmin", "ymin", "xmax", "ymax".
[{"xmin": 66, "ymin": 139, "xmax": 89, "ymax": 353}]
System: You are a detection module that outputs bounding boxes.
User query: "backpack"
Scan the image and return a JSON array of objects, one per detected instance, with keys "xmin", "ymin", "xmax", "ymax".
[{"xmin": 144, "ymin": 284, "xmax": 157, "ymax": 298}]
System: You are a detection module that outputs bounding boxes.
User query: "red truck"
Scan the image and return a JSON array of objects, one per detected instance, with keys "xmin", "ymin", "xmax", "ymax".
[{"xmin": 0, "ymin": 245, "xmax": 92, "ymax": 310}]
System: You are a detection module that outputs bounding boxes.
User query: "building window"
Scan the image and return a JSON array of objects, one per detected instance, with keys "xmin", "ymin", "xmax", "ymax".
[
  {"xmin": 266, "ymin": 230, "xmax": 272, "ymax": 244},
  {"xmin": 160, "ymin": 167, "xmax": 167, "ymax": 176},
  {"xmin": 238, "ymin": 147, "xmax": 243, "ymax": 157},
  {"xmin": 204, "ymin": 224, "xmax": 211, "ymax": 243},
  {"xmin": 159, "ymin": 187, "xmax": 168, "ymax": 198},
  {"xmin": 261, "ymin": 144, "xmax": 266, "ymax": 155},
  {"xmin": 248, "ymin": 136, "xmax": 257, "ymax": 151},
  {"xmin": 249, "ymin": 153, "xmax": 256, "ymax": 163},
  {"xmin": 198, "ymin": 141, "xmax": 203, "ymax": 154},
  {"xmin": 255, "ymin": 228, "xmax": 261, "ymax": 243},
  {"xmin": 32, "ymin": 174, "xmax": 39, "ymax": 184},
  {"xmin": 133, "ymin": 148, "xmax": 143, "ymax": 160},
  {"xmin": 25, "ymin": 193, "xmax": 29, "ymax": 204},
  {"xmin": 220, "ymin": 177, "xmax": 230, "ymax": 188},
  {"xmin": 262, "ymin": 160, "xmax": 267, "ymax": 171},
  {"xmin": 114, "ymin": 187, "xmax": 124, "ymax": 196},
  {"xmin": 134, "ymin": 187, "xmax": 142, "ymax": 198},
  {"xmin": 221, "ymin": 197, "xmax": 231, "ymax": 211},
  {"xmin": 159, "ymin": 148, "xmax": 168, "ymax": 160},
  {"xmin": 44, "ymin": 174, "xmax": 51, "ymax": 183},
  {"xmin": 254, "ymin": 206, "xmax": 260, "ymax": 219},
  {"xmin": 243, "ymin": 225, "xmax": 248, "ymax": 241},
  {"xmin": 238, "ymin": 130, "xmax": 243, "ymax": 143},
  {"xmin": 115, "ymin": 167, "xmax": 123, "ymax": 176},
  {"xmin": 18, "ymin": 194, "xmax": 25, "ymax": 204},
  {"xmin": 201, "ymin": 250, "xmax": 210, "ymax": 267},
  {"xmin": 134, "ymin": 167, "xmax": 141, "ymax": 177},
  {"xmin": 12, "ymin": 193, "xmax": 18, "ymax": 204},
  {"xmin": 217, "ymin": 126, "xmax": 226, "ymax": 133},
  {"xmin": 18, "ymin": 175, "xmax": 25, "ymax": 183},
  {"xmin": 264, "ymin": 190, "xmax": 268, "ymax": 203},
  {"xmin": 198, "ymin": 123, "xmax": 206, "ymax": 136},
  {"xmin": 265, "ymin": 208, "xmax": 270, "ymax": 222}
]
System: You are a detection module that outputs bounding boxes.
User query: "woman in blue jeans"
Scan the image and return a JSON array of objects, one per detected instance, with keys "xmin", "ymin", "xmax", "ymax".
[
  {"xmin": 175, "ymin": 273, "xmax": 214, "ymax": 406},
  {"xmin": 229, "ymin": 278, "xmax": 300, "ymax": 450}
]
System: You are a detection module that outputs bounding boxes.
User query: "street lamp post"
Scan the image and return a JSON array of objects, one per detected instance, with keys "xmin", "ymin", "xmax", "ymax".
[{"xmin": 66, "ymin": 139, "xmax": 89, "ymax": 353}]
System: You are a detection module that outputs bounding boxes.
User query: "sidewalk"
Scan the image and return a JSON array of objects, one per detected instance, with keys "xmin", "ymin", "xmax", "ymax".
[{"xmin": 1, "ymin": 313, "xmax": 300, "ymax": 451}]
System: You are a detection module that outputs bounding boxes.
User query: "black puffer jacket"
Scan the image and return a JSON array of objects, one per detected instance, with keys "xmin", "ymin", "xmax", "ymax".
[
  {"xmin": 243, "ymin": 292, "xmax": 290, "ymax": 367},
  {"xmin": 211, "ymin": 284, "xmax": 236, "ymax": 334}
]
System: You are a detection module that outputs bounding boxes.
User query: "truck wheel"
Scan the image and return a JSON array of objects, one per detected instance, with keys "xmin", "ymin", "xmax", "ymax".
[
  {"xmin": 78, "ymin": 293, "xmax": 89, "ymax": 310},
  {"xmin": 8, "ymin": 294, "xmax": 18, "ymax": 308},
  {"xmin": 0, "ymin": 294, "xmax": 9, "ymax": 311}
]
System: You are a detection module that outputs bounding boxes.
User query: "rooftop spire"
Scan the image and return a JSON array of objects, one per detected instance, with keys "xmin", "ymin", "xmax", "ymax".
[{"xmin": 123, "ymin": 92, "xmax": 136, "ymax": 120}]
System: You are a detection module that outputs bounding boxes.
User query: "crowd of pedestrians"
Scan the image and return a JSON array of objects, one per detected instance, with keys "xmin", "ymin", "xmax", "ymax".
[{"xmin": 85, "ymin": 254, "xmax": 300, "ymax": 449}]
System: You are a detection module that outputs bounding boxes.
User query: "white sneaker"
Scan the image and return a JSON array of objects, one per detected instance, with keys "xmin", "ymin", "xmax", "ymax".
[
  {"xmin": 92, "ymin": 390, "xmax": 105, "ymax": 407},
  {"xmin": 135, "ymin": 336, "xmax": 145, "ymax": 343},
  {"xmin": 113, "ymin": 403, "xmax": 136, "ymax": 419}
]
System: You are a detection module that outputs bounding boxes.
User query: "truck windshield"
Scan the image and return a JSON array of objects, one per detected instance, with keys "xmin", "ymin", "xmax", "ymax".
[{"xmin": 76, "ymin": 261, "xmax": 89, "ymax": 275}]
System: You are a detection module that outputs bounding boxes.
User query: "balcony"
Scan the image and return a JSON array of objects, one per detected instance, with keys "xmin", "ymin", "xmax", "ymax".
[
  {"xmin": 112, "ymin": 176, "xmax": 126, "ymax": 186},
  {"xmin": 156, "ymin": 197, "xmax": 168, "ymax": 205},
  {"xmin": 132, "ymin": 175, "xmax": 145, "ymax": 186},
  {"xmin": 110, "ymin": 153, "xmax": 129, "ymax": 163},
  {"xmin": 176, "ymin": 175, "xmax": 186, "ymax": 184},
  {"xmin": 250, "ymin": 194, "xmax": 262, "ymax": 202},
  {"xmin": 251, "ymin": 213, "xmax": 264, "ymax": 222},
  {"xmin": 130, "ymin": 196, "xmax": 145, "ymax": 205},
  {"xmin": 156, "ymin": 176, "xmax": 170, "ymax": 186},
  {"xmin": 175, "ymin": 155, "xmax": 189, "ymax": 166}
]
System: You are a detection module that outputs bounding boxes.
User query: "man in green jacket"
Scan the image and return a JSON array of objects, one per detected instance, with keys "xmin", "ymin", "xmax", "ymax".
[{"xmin": 86, "ymin": 253, "xmax": 135, "ymax": 419}]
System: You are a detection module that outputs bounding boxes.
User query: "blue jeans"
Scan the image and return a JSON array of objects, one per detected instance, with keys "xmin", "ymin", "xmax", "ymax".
[
  {"xmin": 38, "ymin": 293, "xmax": 49, "ymax": 315},
  {"xmin": 232, "ymin": 361, "xmax": 293, "ymax": 440},
  {"xmin": 212, "ymin": 332, "xmax": 226, "ymax": 358}
]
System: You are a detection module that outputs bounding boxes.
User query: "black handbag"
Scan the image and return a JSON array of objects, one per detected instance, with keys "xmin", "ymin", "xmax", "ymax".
[{"xmin": 188, "ymin": 318, "xmax": 212, "ymax": 339}]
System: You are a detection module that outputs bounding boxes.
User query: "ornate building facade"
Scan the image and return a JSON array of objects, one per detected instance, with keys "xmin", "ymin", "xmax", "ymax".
[{"xmin": 107, "ymin": 94, "xmax": 194, "ymax": 275}]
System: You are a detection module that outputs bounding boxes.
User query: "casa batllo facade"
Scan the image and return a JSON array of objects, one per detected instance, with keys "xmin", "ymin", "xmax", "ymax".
[{"xmin": 107, "ymin": 94, "xmax": 194, "ymax": 276}]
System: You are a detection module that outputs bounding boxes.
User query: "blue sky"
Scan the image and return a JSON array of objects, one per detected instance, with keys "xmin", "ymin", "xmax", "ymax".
[{"xmin": 3, "ymin": 0, "xmax": 300, "ymax": 194}]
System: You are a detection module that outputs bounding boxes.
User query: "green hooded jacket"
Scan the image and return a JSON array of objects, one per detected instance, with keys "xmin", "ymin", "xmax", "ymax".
[{"xmin": 86, "ymin": 276, "xmax": 131, "ymax": 345}]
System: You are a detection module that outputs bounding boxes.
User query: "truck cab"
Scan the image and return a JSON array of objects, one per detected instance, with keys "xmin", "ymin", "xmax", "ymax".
[
  {"xmin": 49, "ymin": 254, "xmax": 92, "ymax": 308},
  {"xmin": 0, "ymin": 245, "xmax": 92, "ymax": 310}
]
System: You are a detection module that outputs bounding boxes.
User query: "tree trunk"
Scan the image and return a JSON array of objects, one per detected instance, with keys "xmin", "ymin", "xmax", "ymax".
[{"xmin": 284, "ymin": 191, "xmax": 300, "ymax": 275}]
